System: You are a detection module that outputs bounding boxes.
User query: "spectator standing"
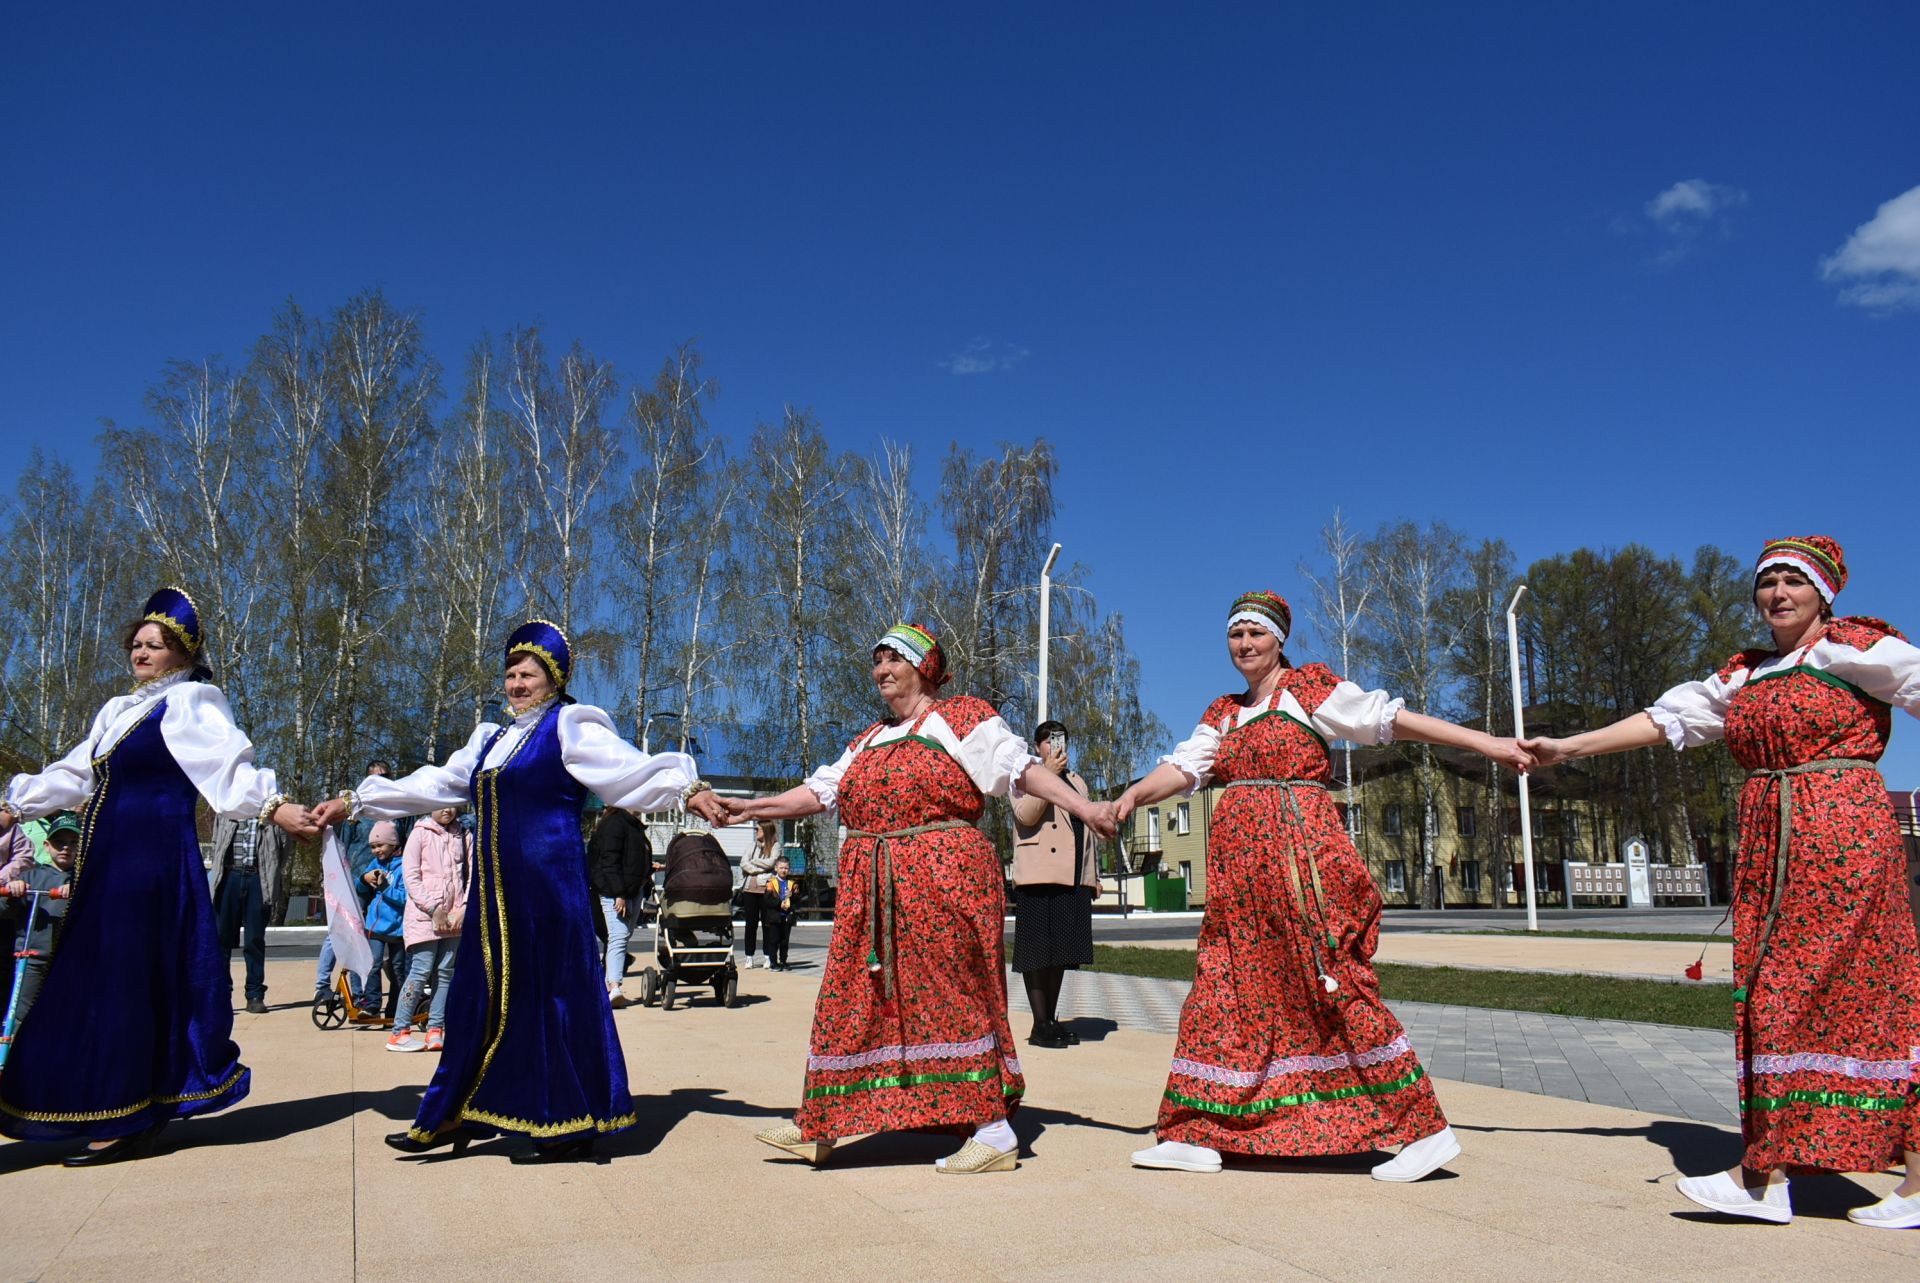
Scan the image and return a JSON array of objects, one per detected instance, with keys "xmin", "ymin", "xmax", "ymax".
[
  {"xmin": 0, "ymin": 814, "xmax": 36, "ymax": 885},
  {"xmin": 358, "ymin": 822, "xmax": 408, "ymax": 1023},
  {"xmin": 1010, "ymin": 720, "xmax": 1099, "ymax": 1049},
  {"xmin": 738, "ymin": 821, "xmax": 779, "ymax": 968},
  {"xmin": 761, "ymin": 855, "xmax": 797, "ymax": 970},
  {"xmin": 2, "ymin": 812, "xmax": 77, "ymax": 1025},
  {"xmin": 387, "ymin": 806, "xmax": 469, "ymax": 1052},
  {"xmin": 588, "ymin": 805, "xmax": 652, "ymax": 1007},
  {"xmin": 211, "ymin": 812, "xmax": 289, "ymax": 1014}
]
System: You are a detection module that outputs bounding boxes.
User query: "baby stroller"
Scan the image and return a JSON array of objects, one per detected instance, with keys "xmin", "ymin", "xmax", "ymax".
[{"xmin": 639, "ymin": 831, "xmax": 738, "ymax": 1010}]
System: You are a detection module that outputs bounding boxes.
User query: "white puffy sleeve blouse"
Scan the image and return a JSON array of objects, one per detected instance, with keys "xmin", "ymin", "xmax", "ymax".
[
  {"xmin": 352, "ymin": 701, "xmax": 698, "ymax": 819},
  {"xmin": 804, "ymin": 710, "xmax": 1035, "ymax": 810},
  {"xmin": 5, "ymin": 674, "xmax": 283, "ymax": 821},
  {"xmin": 1158, "ymin": 681, "xmax": 1405, "ymax": 795}
]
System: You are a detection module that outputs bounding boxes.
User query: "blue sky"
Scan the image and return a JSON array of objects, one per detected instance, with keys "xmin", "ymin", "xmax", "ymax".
[{"xmin": 5, "ymin": 4, "xmax": 1919, "ymax": 789}]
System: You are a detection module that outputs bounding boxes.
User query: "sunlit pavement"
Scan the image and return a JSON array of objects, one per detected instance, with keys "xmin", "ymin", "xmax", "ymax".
[{"xmin": 1, "ymin": 957, "xmax": 1914, "ymax": 1281}]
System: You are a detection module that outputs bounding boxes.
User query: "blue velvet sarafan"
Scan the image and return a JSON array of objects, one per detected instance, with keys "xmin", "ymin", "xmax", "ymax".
[
  {"xmin": 409, "ymin": 702, "xmax": 635, "ymax": 1141},
  {"xmin": 0, "ymin": 700, "xmax": 249, "ymax": 1140}
]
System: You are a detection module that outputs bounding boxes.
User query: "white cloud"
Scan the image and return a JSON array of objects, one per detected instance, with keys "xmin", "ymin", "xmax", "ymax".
[
  {"xmin": 1646, "ymin": 178, "xmax": 1747, "ymax": 227},
  {"xmin": 1633, "ymin": 179, "xmax": 1748, "ymax": 265},
  {"xmin": 1822, "ymin": 183, "xmax": 1920, "ymax": 312},
  {"xmin": 939, "ymin": 337, "xmax": 1030, "ymax": 375}
]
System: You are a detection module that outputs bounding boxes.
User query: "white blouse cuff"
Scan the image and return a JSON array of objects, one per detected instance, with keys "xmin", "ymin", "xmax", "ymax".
[
  {"xmin": 1157, "ymin": 754, "xmax": 1205, "ymax": 797},
  {"xmin": 803, "ymin": 774, "xmax": 837, "ymax": 810},
  {"xmin": 1373, "ymin": 697, "xmax": 1406, "ymax": 745},
  {"xmin": 994, "ymin": 739, "xmax": 1040, "ymax": 800},
  {"xmin": 1643, "ymin": 705, "xmax": 1688, "ymax": 751}
]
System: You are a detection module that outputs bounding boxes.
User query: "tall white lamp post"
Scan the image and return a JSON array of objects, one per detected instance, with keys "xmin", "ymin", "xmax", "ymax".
[
  {"xmin": 1506, "ymin": 585, "xmax": 1539, "ymax": 932},
  {"xmin": 1037, "ymin": 542, "xmax": 1062, "ymax": 724}
]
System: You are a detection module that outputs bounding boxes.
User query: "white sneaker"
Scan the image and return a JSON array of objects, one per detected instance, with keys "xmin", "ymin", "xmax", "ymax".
[
  {"xmin": 1848, "ymin": 1189, "xmax": 1920, "ymax": 1229},
  {"xmin": 1130, "ymin": 1140, "xmax": 1222, "ymax": 1173},
  {"xmin": 1674, "ymin": 1169, "xmax": 1792, "ymax": 1224},
  {"xmin": 1371, "ymin": 1126, "xmax": 1462, "ymax": 1182}
]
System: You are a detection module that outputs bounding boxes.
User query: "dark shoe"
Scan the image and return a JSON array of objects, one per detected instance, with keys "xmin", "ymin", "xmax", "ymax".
[
  {"xmin": 1027, "ymin": 1025, "xmax": 1071, "ymax": 1049},
  {"xmin": 245, "ymin": 996, "xmax": 269, "ymax": 1015},
  {"xmin": 511, "ymin": 1134, "xmax": 596, "ymax": 1164},
  {"xmin": 384, "ymin": 1126, "xmax": 473, "ymax": 1155},
  {"xmin": 63, "ymin": 1122, "xmax": 166, "ymax": 1167},
  {"xmin": 1053, "ymin": 1021, "xmax": 1081, "ymax": 1045}
]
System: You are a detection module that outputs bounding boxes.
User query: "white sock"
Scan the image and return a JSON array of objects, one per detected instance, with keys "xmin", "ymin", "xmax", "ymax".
[
  {"xmin": 971, "ymin": 1119, "xmax": 1016, "ymax": 1152},
  {"xmin": 935, "ymin": 1118, "xmax": 1016, "ymax": 1168}
]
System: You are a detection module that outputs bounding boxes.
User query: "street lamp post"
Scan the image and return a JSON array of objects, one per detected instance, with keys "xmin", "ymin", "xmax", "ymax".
[
  {"xmin": 1036, "ymin": 542, "xmax": 1062, "ymax": 725},
  {"xmin": 1505, "ymin": 585, "xmax": 1539, "ymax": 932}
]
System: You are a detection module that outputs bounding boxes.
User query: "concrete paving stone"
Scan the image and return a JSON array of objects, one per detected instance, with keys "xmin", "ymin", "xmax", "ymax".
[{"xmin": 4, "ymin": 949, "xmax": 1907, "ymax": 1281}]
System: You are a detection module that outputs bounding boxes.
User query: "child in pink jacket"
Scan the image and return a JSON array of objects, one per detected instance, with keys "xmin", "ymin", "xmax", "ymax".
[{"xmin": 386, "ymin": 807, "xmax": 471, "ymax": 1053}]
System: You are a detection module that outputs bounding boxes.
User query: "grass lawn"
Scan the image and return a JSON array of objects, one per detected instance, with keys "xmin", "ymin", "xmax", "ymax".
[
  {"xmin": 1437, "ymin": 928, "xmax": 1725, "ymax": 945},
  {"xmin": 1087, "ymin": 945, "xmax": 1735, "ymax": 1030}
]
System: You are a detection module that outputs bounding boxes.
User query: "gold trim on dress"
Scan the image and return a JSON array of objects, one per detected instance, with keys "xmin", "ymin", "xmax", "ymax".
[{"xmin": 0, "ymin": 1063, "xmax": 246, "ymax": 1124}]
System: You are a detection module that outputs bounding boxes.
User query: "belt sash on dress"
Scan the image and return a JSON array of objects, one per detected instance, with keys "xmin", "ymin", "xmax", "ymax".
[
  {"xmin": 847, "ymin": 819, "xmax": 974, "ymax": 1005},
  {"xmin": 1221, "ymin": 778, "xmax": 1340, "ymax": 995}
]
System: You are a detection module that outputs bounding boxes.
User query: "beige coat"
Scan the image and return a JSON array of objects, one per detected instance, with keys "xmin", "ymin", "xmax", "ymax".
[{"xmin": 1011, "ymin": 768, "xmax": 1097, "ymax": 888}]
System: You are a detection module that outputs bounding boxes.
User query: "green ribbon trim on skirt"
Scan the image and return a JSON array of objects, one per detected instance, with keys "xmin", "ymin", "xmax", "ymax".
[
  {"xmin": 1740, "ymin": 1089, "xmax": 1910, "ymax": 1114},
  {"xmin": 1163, "ymin": 1066, "xmax": 1427, "ymax": 1116},
  {"xmin": 804, "ymin": 1067, "xmax": 1020, "ymax": 1100}
]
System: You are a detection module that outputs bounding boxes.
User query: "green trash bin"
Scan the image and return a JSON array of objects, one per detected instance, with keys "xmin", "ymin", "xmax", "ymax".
[{"xmin": 1144, "ymin": 875, "xmax": 1188, "ymax": 912}]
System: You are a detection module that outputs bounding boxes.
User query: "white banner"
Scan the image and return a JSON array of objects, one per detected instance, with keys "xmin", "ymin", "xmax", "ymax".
[{"xmin": 320, "ymin": 829, "xmax": 374, "ymax": 985}]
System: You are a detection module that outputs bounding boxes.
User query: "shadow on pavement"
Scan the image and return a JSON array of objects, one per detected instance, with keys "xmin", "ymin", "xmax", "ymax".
[
  {"xmin": 607, "ymin": 1087, "xmax": 790, "ymax": 1158},
  {"xmin": 1053, "ymin": 1017, "xmax": 1119, "ymax": 1043},
  {"xmin": 1452, "ymin": 1119, "xmax": 1882, "ymax": 1219}
]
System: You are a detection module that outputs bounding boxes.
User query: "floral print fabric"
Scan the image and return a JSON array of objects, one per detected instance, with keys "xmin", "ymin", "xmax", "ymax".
[
  {"xmin": 1718, "ymin": 617, "xmax": 1920, "ymax": 1173},
  {"xmin": 794, "ymin": 696, "xmax": 1024, "ymax": 1140},
  {"xmin": 1156, "ymin": 665, "xmax": 1447, "ymax": 1154}
]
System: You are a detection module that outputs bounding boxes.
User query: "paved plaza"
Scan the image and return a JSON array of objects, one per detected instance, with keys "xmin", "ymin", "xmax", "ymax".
[{"xmin": 1, "ymin": 950, "xmax": 1914, "ymax": 1282}]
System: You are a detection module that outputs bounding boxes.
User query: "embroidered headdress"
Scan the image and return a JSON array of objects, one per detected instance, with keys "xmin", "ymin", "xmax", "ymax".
[
  {"xmin": 874, "ymin": 622, "xmax": 950, "ymax": 687},
  {"xmin": 1227, "ymin": 590, "xmax": 1291, "ymax": 646},
  {"xmin": 1754, "ymin": 536, "xmax": 1846, "ymax": 604},
  {"xmin": 505, "ymin": 618, "xmax": 572, "ymax": 689},
  {"xmin": 142, "ymin": 586, "xmax": 203, "ymax": 654}
]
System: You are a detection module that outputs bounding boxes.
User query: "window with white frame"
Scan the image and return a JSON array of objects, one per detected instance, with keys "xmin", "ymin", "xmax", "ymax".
[
  {"xmin": 1174, "ymin": 801, "xmax": 1191, "ymax": 836},
  {"xmin": 1383, "ymin": 804, "xmax": 1403, "ymax": 837},
  {"xmin": 1385, "ymin": 861, "xmax": 1407, "ymax": 896}
]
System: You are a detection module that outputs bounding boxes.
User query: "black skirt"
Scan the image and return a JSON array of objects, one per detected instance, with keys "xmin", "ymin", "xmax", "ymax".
[{"xmin": 1011, "ymin": 883, "xmax": 1094, "ymax": 973}]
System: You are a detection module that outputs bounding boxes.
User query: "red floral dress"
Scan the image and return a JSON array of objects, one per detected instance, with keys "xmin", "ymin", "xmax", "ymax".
[
  {"xmin": 1698, "ymin": 618, "xmax": 1920, "ymax": 1173},
  {"xmin": 794, "ymin": 696, "xmax": 1025, "ymax": 1140},
  {"xmin": 1157, "ymin": 667, "xmax": 1448, "ymax": 1154}
]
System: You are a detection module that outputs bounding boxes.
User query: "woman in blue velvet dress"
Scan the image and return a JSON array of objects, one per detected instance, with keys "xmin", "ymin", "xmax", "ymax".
[
  {"xmin": 0, "ymin": 588, "xmax": 314, "ymax": 1165},
  {"xmin": 316, "ymin": 620, "xmax": 730, "ymax": 1159}
]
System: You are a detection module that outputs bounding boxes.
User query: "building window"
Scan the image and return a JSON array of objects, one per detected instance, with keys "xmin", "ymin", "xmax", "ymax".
[
  {"xmin": 1456, "ymin": 806, "xmax": 1476, "ymax": 838},
  {"xmin": 1147, "ymin": 808, "xmax": 1161, "ymax": 848},
  {"xmin": 1179, "ymin": 860, "xmax": 1193, "ymax": 887},
  {"xmin": 1565, "ymin": 813, "xmax": 1580, "ymax": 839},
  {"xmin": 1385, "ymin": 860, "xmax": 1407, "ymax": 896},
  {"xmin": 1174, "ymin": 802, "xmax": 1191, "ymax": 836},
  {"xmin": 1383, "ymin": 804, "xmax": 1402, "ymax": 837},
  {"xmin": 1460, "ymin": 860, "xmax": 1482, "ymax": 893}
]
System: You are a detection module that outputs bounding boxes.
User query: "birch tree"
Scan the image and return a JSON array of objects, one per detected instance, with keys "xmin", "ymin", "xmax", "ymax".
[
  {"xmin": 1299, "ymin": 508, "xmax": 1374, "ymax": 849},
  {"xmin": 1364, "ymin": 520, "xmax": 1466, "ymax": 908}
]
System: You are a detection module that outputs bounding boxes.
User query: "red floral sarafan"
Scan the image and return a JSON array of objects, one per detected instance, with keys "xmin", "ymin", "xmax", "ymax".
[
  {"xmin": 1156, "ymin": 665, "xmax": 1447, "ymax": 1154},
  {"xmin": 1719, "ymin": 617, "xmax": 1920, "ymax": 1173},
  {"xmin": 794, "ymin": 696, "xmax": 1024, "ymax": 1140}
]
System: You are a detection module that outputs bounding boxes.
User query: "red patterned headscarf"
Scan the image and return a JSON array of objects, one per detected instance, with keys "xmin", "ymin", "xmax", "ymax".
[
  {"xmin": 1754, "ymin": 536, "xmax": 1846, "ymax": 604},
  {"xmin": 874, "ymin": 622, "xmax": 950, "ymax": 687},
  {"xmin": 1227, "ymin": 590, "xmax": 1292, "ymax": 646}
]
